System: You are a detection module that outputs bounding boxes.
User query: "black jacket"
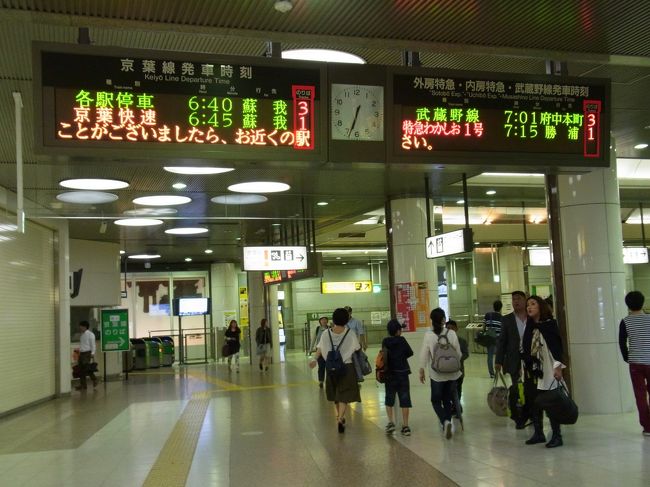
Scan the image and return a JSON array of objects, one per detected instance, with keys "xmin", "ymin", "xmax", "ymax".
[
  {"xmin": 522, "ymin": 318, "xmax": 563, "ymax": 367},
  {"xmin": 381, "ymin": 336, "xmax": 413, "ymax": 375},
  {"xmin": 495, "ymin": 312, "xmax": 524, "ymax": 376}
]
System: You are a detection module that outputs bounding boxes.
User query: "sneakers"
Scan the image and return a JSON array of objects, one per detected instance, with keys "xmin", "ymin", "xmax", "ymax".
[
  {"xmin": 259, "ymin": 363, "xmax": 263, "ymax": 371},
  {"xmin": 385, "ymin": 422, "xmax": 396, "ymax": 434},
  {"xmin": 443, "ymin": 420, "xmax": 453, "ymax": 439},
  {"xmin": 400, "ymin": 426, "xmax": 411, "ymax": 436},
  {"xmin": 338, "ymin": 420, "xmax": 345, "ymax": 433},
  {"xmin": 643, "ymin": 431, "xmax": 650, "ymax": 437}
]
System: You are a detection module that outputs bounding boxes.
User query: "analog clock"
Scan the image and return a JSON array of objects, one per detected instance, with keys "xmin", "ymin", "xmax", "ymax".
[{"xmin": 330, "ymin": 84, "xmax": 384, "ymax": 141}]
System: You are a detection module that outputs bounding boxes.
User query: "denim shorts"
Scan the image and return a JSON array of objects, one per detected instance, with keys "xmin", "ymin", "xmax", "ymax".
[{"xmin": 384, "ymin": 373, "xmax": 412, "ymax": 408}]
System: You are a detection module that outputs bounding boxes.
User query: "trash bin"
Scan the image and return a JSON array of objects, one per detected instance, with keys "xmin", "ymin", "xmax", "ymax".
[
  {"xmin": 144, "ymin": 337, "xmax": 162, "ymax": 368},
  {"xmin": 130, "ymin": 338, "xmax": 148, "ymax": 370},
  {"xmin": 160, "ymin": 336, "xmax": 175, "ymax": 366}
]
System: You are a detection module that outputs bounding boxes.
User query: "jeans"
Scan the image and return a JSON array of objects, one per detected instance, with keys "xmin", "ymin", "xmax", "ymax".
[
  {"xmin": 317, "ymin": 356, "xmax": 326, "ymax": 383},
  {"xmin": 629, "ymin": 363, "xmax": 650, "ymax": 432},
  {"xmin": 430, "ymin": 379, "xmax": 454, "ymax": 425},
  {"xmin": 487, "ymin": 345, "xmax": 496, "ymax": 376}
]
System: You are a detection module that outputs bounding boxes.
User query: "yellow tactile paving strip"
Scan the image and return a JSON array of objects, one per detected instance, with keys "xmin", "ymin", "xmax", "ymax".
[{"xmin": 142, "ymin": 394, "xmax": 210, "ymax": 487}]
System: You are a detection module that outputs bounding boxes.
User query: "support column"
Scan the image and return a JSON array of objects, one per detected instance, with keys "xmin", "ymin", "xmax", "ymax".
[
  {"xmin": 210, "ymin": 263, "xmax": 239, "ymax": 328},
  {"xmin": 268, "ymin": 285, "xmax": 281, "ymax": 363},
  {"xmin": 247, "ymin": 271, "xmax": 267, "ymax": 364},
  {"xmin": 556, "ymin": 157, "xmax": 633, "ymax": 413},
  {"xmin": 498, "ymin": 246, "xmax": 525, "ymax": 295},
  {"xmin": 387, "ymin": 198, "xmax": 438, "ymax": 329}
]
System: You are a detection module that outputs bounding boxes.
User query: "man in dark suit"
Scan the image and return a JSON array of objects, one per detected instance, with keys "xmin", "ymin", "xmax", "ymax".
[{"xmin": 495, "ymin": 290, "xmax": 529, "ymax": 428}]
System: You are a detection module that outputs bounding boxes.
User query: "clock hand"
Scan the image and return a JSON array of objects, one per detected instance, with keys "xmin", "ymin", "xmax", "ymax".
[{"xmin": 348, "ymin": 105, "xmax": 361, "ymax": 138}]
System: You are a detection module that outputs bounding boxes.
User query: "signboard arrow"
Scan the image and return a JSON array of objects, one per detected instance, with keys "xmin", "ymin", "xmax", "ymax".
[{"xmin": 296, "ymin": 254, "xmax": 305, "ymax": 262}]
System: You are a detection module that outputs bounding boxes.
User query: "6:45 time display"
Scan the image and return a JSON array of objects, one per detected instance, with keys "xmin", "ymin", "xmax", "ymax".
[{"xmin": 187, "ymin": 96, "xmax": 233, "ymax": 127}]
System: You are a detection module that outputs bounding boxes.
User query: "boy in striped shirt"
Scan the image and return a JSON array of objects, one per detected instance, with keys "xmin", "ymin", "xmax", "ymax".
[{"xmin": 619, "ymin": 291, "xmax": 650, "ymax": 437}]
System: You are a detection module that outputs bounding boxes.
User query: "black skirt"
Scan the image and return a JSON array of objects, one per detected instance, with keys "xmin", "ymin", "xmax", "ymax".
[{"xmin": 325, "ymin": 363, "xmax": 361, "ymax": 403}]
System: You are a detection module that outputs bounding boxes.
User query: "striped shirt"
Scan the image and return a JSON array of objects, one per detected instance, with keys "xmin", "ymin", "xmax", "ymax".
[
  {"xmin": 484, "ymin": 311, "xmax": 502, "ymax": 336},
  {"xmin": 619, "ymin": 313, "xmax": 650, "ymax": 365}
]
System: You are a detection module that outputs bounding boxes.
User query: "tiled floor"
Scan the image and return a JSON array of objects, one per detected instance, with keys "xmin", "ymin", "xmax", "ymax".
[{"xmin": 0, "ymin": 349, "xmax": 648, "ymax": 487}]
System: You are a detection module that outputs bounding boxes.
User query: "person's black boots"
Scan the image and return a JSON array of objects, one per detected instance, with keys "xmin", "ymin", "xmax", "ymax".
[
  {"xmin": 525, "ymin": 417, "xmax": 546, "ymax": 445},
  {"xmin": 546, "ymin": 422, "xmax": 563, "ymax": 448}
]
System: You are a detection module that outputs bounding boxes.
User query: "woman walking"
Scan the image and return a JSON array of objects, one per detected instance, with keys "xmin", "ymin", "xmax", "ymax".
[
  {"xmin": 310, "ymin": 308, "xmax": 361, "ymax": 433},
  {"xmin": 311, "ymin": 316, "xmax": 330, "ymax": 388},
  {"xmin": 255, "ymin": 318, "xmax": 272, "ymax": 371},
  {"xmin": 224, "ymin": 319, "xmax": 241, "ymax": 372},
  {"xmin": 419, "ymin": 308, "xmax": 462, "ymax": 439},
  {"xmin": 522, "ymin": 295, "xmax": 566, "ymax": 448}
]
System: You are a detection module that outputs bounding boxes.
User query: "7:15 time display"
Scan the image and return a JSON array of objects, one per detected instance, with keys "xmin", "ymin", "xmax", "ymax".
[
  {"xmin": 187, "ymin": 96, "xmax": 233, "ymax": 127},
  {"xmin": 503, "ymin": 109, "xmax": 584, "ymax": 141}
]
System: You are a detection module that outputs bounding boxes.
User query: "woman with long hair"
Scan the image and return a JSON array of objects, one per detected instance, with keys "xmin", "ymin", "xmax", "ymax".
[
  {"xmin": 522, "ymin": 295, "xmax": 566, "ymax": 448},
  {"xmin": 224, "ymin": 319, "xmax": 241, "ymax": 372},
  {"xmin": 419, "ymin": 307, "xmax": 462, "ymax": 439}
]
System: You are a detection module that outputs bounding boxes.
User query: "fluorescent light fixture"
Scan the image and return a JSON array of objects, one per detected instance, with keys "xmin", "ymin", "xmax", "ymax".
[
  {"xmin": 472, "ymin": 277, "xmax": 477, "ymax": 284},
  {"xmin": 204, "ymin": 249, "xmax": 213, "ymax": 254},
  {"xmin": 184, "ymin": 257, "xmax": 192, "ymax": 262},
  {"xmin": 119, "ymin": 250, "xmax": 126, "ymax": 255},
  {"xmin": 164, "ymin": 227, "xmax": 209, "ymax": 235},
  {"xmin": 60, "ymin": 178, "xmax": 129, "ymax": 190},
  {"xmin": 56, "ymin": 191, "xmax": 118, "ymax": 204},
  {"xmin": 277, "ymin": 290, "xmax": 286, "ymax": 300},
  {"xmin": 529, "ymin": 247, "xmax": 551, "ymax": 266},
  {"xmin": 164, "ymin": 166, "xmax": 234, "ymax": 175},
  {"xmin": 123, "ymin": 208, "xmax": 177, "ymax": 216},
  {"xmin": 493, "ymin": 275, "xmax": 501, "ymax": 283},
  {"xmin": 634, "ymin": 143, "xmax": 648, "ymax": 150},
  {"xmin": 272, "ymin": 223, "xmax": 282, "ymax": 227},
  {"xmin": 451, "ymin": 283, "xmax": 458, "ymax": 290},
  {"xmin": 456, "ymin": 200, "xmax": 465, "ymax": 204},
  {"xmin": 0, "ymin": 223, "xmax": 18, "ymax": 232},
  {"xmin": 211, "ymin": 194, "xmax": 268, "ymax": 205},
  {"xmin": 282, "ymin": 49, "xmax": 365, "ymax": 64},
  {"xmin": 317, "ymin": 201, "xmax": 329, "ymax": 206},
  {"xmin": 133, "ymin": 195, "xmax": 191, "ymax": 206},
  {"xmin": 342, "ymin": 262, "xmax": 347, "ymax": 265},
  {"xmin": 481, "ymin": 172, "xmax": 544, "ymax": 177},
  {"xmin": 336, "ymin": 257, "xmax": 341, "ymax": 260},
  {"xmin": 486, "ymin": 190, "xmax": 496, "ymax": 195},
  {"xmin": 114, "ymin": 218, "xmax": 163, "ymax": 227},
  {"xmin": 128, "ymin": 254, "xmax": 161, "ymax": 259},
  {"xmin": 320, "ymin": 249, "xmax": 387, "ymax": 255},
  {"xmin": 172, "ymin": 183, "xmax": 187, "ymax": 190},
  {"xmin": 228, "ymin": 182, "xmax": 290, "ymax": 193},
  {"xmin": 354, "ymin": 218, "xmax": 382, "ymax": 225}
]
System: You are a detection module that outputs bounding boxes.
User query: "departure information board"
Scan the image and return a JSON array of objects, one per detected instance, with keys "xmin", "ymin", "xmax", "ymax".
[
  {"xmin": 36, "ymin": 44, "xmax": 323, "ymax": 158},
  {"xmin": 392, "ymin": 69, "xmax": 609, "ymax": 166}
]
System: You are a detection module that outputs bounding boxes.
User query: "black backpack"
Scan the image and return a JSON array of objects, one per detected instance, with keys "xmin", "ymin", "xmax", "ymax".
[{"xmin": 325, "ymin": 329, "xmax": 350, "ymax": 377}]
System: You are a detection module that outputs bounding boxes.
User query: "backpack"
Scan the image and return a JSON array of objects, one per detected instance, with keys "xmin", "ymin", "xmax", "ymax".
[
  {"xmin": 375, "ymin": 347, "xmax": 388, "ymax": 383},
  {"xmin": 431, "ymin": 329, "xmax": 461, "ymax": 373},
  {"xmin": 325, "ymin": 329, "xmax": 350, "ymax": 377}
]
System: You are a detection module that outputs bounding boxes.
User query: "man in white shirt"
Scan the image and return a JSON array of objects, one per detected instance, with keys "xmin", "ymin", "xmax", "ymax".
[
  {"xmin": 77, "ymin": 321, "xmax": 98, "ymax": 390},
  {"xmin": 345, "ymin": 306, "xmax": 367, "ymax": 351}
]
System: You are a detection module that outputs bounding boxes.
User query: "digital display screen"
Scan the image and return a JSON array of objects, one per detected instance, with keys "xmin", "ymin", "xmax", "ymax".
[
  {"xmin": 262, "ymin": 253, "xmax": 322, "ymax": 284},
  {"xmin": 176, "ymin": 298, "xmax": 210, "ymax": 316},
  {"xmin": 38, "ymin": 49, "xmax": 321, "ymax": 155},
  {"xmin": 393, "ymin": 71, "xmax": 609, "ymax": 165}
]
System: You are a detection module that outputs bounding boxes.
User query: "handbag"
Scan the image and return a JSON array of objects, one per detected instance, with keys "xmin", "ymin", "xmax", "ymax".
[
  {"xmin": 475, "ymin": 328, "xmax": 497, "ymax": 347},
  {"xmin": 256, "ymin": 343, "xmax": 267, "ymax": 355},
  {"xmin": 351, "ymin": 349, "xmax": 372, "ymax": 382},
  {"xmin": 487, "ymin": 370, "xmax": 509, "ymax": 417},
  {"xmin": 534, "ymin": 379, "xmax": 579, "ymax": 425},
  {"xmin": 221, "ymin": 344, "xmax": 231, "ymax": 358}
]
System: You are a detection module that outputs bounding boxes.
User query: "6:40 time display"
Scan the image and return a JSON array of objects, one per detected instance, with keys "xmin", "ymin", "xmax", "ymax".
[{"xmin": 187, "ymin": 96, "xmax": 233, "ymax": 127}]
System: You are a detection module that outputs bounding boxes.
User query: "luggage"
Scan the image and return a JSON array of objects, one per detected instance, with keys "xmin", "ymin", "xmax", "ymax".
[
  {"xmin": 487, "ymin": 371, "xmax": 509, "ymax": 417},
  {"xmin": 352, "ymin": 349, "xmax": 372, "ymax": 382},
  {"xmin": 534, "ymin": 380, "xmax": 579, "ymax": 425},
  {"xmin": 475, "ymin": 328, "xmax": 497, "ymax": 347}
]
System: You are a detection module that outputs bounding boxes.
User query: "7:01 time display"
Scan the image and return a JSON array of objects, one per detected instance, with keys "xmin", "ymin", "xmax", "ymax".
[
  {"xmin": 187, "ymin": 96, "xmax": 233, "ymax": 127},
  {"xmin": 503, "ymin": 109, "xmax": 583, "ymax": 140}
]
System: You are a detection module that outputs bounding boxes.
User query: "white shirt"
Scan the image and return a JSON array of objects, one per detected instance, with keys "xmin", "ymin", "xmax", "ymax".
[
  {"xmin": 537, "ymin": 333, "xmax": 566, "ymax": 391},
  {"xmin": 515, "ymin": 314, "xmax": 527, "ymax": 347},
  {"xmin": 79, "ymin": 329, "xmax": 96, "ymax": 354},
  {"xmin": 317, "ymin": 327, "xmax": 360, "ymax": 364},
  {"xmin": 419, "ymin": 328, "xmax": 462, "ymax": 382}
]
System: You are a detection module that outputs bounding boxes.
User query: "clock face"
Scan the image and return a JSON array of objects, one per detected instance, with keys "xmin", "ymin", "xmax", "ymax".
[{"xmin": 331, "ymin": 84, "xmax": 384, "ymax": 141}]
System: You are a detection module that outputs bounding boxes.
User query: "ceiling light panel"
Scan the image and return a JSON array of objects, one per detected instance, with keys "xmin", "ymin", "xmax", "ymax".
[
  {"xmin": 211, "ymin": 194, "xmax": 268, "ymax": 205},
  {"xmin": 114, "ymin": 218, "xmax": 163, "ymax": 227},
  {"xmin": 128, "ymin": 254, "xmax": 161, "ymax": 259},
  {"xmin": 282, "ymin": 49, "xmax": 365, "ymax": 64},
  {"xmin": 163, "ymin": 166, "xmax": 234, "ymax": 175},
  {"xmin": 133, "ymin": 195, "xmax": 191, "ymax": 206},
  {"xmin": 59, "ymin": 178, "xmax": 129, "ymax": 190},
  {"xmin": 164, "ymin": 227, "xmax": 209, "ymax": 235},
  {"xmin": 123, "ymin": 208, "xmax": 178, "ymax": 216},
  {"xmin": 227, "ymin": 182, "xmax": 290, "ymax": 193},
  {"xmin": 56, "ymin": 191, "xmax": 118, "ymax": 204}
]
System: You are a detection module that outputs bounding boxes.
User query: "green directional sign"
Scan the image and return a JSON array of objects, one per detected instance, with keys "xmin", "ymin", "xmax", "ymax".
[{"xmin": 101, "ymin": 309, "xmax": 130, "ymax": 352}]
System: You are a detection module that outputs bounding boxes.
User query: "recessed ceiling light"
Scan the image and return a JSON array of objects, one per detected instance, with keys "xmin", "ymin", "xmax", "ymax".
[
  {"xmin": 485, "ymin": 190, "xmax": 496, "ymax": 195},
  {"xmin": 163, "ymin": 166, "xmax": 234, "ymax": 175},
  {"xmin": 114, "ymin": 218, "xmax": 163, "ymax": 227},
  {"xmin": 59, "ymin": 178, "xmax": 129, "ymax": 190},
  {"xmin": 342, "ymin": 262, "xmax": 347, "ymax": 265},
  {"xmin": 133, "ymin": 195, "xmax": 191, "ymax": 206},
  {"xmin": 634, "ymin": 143, "xmax": 649, "ymax": 150},
  {"xmin": 273, "ymin": 0, "xmax": 293, "ymax": 13},
  {"xmin": 317, "ymin": 201, "xmax": 329, "ymax": 206},
  {"xmin": 56, "ymin": 191, "xmax": 118, "ymax": 204},
  {"xmin": 204, "ymin": 249, "xmax": 213, "ymax": 254},
  {"xmin": 236, "ymin": 237, "xmax": 241, "ymax": 240},
  {"xmin": 184, "ymin": 257, "xmax": 192, "ymax": 262},
  {"xmin": 228, "ymin": 182, "xmax": 290, "ymax": 193},
  {"xmin": 123, "ymin": 208, "xmax": 178, "ymax": 216},
  {"xmin": 164, "ymin": 227, "xmax": 209, "ymax": 235},
  {"xmin": 211, "ymin": 194, "xmax": 268, "ymax": 205},
  {"xmin": 272, "ymin": 223, "xmax": 282, "ymax": 227},
  {"xmin": 172, "ymin": 183, "xmax": 187, "ymax": 190},
  {"xmin": 282, "ymin": 49, "xmax": 365, "ymax": 64},
  {"xmin": 119, "ymin": 250, "xmax": 126, "ymax": 254},
  {"xmin": 456, "ymin": 200, "xmax": 465, "ymax": 204},
  {"xmin": 336, "ymin": 257, "xmax": 341, "ymax": 260},
  {"xmin": 128, "ymin": 254, "xmax": 161, "ymax": 259}
]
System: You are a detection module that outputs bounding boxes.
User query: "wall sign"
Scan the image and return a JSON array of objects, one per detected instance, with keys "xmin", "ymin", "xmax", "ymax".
[
  {"xmin": 243, "ymin": 246, "xmax": 308, "ymax": 271},
  {"xmin": 392, "ymin": 68, "xmax": 609, "ymax": 166},
  {"xmin": 394, "ymin": 282, "xmax": 430, "ymax": 332},
  {"xmin": 100, "ymin": 308, "xmax": 129, "ymax": 352},
  {"xmin": 321, "ymin": 281, "xmax": 372, "ymax": 294},
  {"xmin": 425, "ymin": 228, "xmax": 473, "ymax": 259},
  {"xmin": 35, "ymin": 43, "xmax": 324, "ymax": 159}
]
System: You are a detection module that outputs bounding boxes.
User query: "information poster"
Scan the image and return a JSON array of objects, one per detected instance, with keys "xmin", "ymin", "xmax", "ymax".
[
  {"xmin": 100, "ymin": 308, "xmax": 129, "ymax": 352},
  {"xmin": 238, "ymin": 287, "xmax": 249, "ymax": 327},
  {"xmin": 394, "ymin": 282, "xmax": 430, "ymax": 332}
]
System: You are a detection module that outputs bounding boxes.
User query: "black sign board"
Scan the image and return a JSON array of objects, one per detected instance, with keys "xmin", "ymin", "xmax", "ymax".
[
  {"xmin": 391, "ymin": 68, "xmax": 610, "ymax": 167},
  {"xmin": 263, "ymin": 253, "xmax": 322, "ymax": 285}
]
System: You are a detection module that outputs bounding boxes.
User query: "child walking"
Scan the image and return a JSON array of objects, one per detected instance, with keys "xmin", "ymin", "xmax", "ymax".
[{"xmin": 383, "ymin": 319, "xmax": 414, "ymax": 436}]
